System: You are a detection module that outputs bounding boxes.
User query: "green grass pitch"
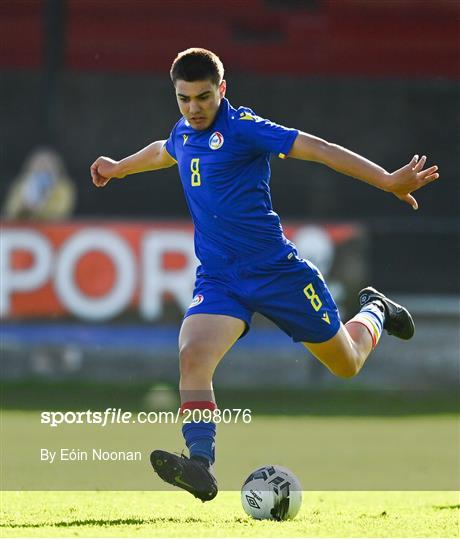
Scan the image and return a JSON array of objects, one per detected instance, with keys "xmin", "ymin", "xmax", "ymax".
[
  {"xmin": 2, "ymin": 384, "xmax": 458, "ymax": 536},
  {"xmin": 1, "ymin": 490, "xmax": 459, "ymax": 537}
]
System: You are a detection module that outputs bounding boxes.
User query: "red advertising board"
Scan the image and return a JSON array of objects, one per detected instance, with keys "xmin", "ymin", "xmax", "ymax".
[{"xmin": 1, "ymin": 221, "xmax": 361, "ymax": 321}]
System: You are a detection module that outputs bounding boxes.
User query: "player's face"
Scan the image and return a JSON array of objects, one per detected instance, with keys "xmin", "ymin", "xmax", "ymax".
[{"xmin": 175, "ymin": 79, "xmax": 226, "ymax": 130}]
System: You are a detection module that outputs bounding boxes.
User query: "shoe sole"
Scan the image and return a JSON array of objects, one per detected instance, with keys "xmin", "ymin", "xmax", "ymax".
[{"xmin": 150, "ymin": 450, "xmax": 217, "ymax": 502}]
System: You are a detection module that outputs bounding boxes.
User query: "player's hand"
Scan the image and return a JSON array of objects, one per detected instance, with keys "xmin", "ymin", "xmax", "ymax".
[
  {"xmin": 90, "ymin": 156, "xmax": 123, "ymax": 187},
  {"xmin": 386, "ymin": 155, "xmax": 439, "ymax": 210}
]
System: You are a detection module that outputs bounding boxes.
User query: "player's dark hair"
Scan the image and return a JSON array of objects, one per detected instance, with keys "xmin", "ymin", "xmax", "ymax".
[{"xmin": 170, "ymin": 48, "xmax": 224, "ymax": 87}]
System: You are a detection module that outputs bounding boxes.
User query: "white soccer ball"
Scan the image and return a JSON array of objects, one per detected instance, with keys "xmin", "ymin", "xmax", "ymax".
[{"xmin": 241, "ymin": 465, "xmax": 302, "ymax": 521}]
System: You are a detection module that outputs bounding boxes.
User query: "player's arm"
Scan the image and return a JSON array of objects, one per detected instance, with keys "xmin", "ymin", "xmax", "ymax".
[
  {"xmin": 91, "ymin": 140, "xmax": 176, "ymax": 188},
  {"xmin": 288, "ymin": 131, "xmax": 439, "ymax": 210}
]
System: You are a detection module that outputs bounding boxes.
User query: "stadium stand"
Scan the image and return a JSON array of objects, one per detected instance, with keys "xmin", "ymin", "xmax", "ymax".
[
  {"xmin": 0, "ymin": 0, "xmax": 44, "ymax": 68},
  {"xmin": 1, "ymin": 0, "xmax": 458, "ymax": 77}
]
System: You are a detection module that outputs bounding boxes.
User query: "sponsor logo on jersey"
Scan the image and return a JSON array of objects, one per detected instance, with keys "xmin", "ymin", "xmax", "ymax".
[
  {"xmin": 209, "ymin": 131, "xmax": 224, "ymax": 150},
  {"xmin": 321, "ymin": 312, "xmax": 330, "ymax": 324},
  {"xmin": 189, "ymin": 294, "xmax": 204, "ymax": 308},
  {"xmin": 183, "ymin": 134, "xmax": 188, "ymax": 145}
]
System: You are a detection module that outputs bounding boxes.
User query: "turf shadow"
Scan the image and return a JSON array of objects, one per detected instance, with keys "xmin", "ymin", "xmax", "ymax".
[{"xmin": 2, "ymin": 516, "xmax": 208, "ymax": 529}]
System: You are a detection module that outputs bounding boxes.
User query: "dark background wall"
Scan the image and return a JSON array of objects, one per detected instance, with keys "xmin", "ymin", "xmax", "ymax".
[{"xmin": 1, "ymin": 71, "xmax": 457, "ymax": 221}]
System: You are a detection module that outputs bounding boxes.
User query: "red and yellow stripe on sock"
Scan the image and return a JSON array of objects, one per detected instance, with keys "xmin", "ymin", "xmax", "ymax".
[{"xmin": 349, "ymin": 304, "xmax": 384, "ymax": 349}]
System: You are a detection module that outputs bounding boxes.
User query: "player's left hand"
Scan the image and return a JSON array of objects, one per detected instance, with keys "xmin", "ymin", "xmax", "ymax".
[{"xmin": 386, "ymin": 155, "xmax": 439, "ymax": 210}]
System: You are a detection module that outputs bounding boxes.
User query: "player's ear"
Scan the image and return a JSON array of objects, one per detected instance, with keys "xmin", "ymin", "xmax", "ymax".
[{"xmin": 219, "ymin": 80, "xmax": 226, "ymax": 99}]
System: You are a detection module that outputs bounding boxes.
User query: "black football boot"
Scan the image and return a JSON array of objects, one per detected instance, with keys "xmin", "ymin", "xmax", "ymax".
[
  {"xmin": 359, "ymin": 286, "xmax": 415, "ymax": 340},
  {"xmin": 150, "ymin": 449, "xmax": 218, "ymax": 502}
]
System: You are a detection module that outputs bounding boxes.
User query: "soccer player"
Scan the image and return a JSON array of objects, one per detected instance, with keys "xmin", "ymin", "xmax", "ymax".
[{"xmin": 91, "ymin": 48, "xmax": 439, "ymax": 502}]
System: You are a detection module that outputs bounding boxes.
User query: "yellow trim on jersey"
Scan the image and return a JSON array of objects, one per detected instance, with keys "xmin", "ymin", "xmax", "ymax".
[
  {"xmin": 239, "ymin": 112, "xmax": 257, "ymax": 121},
  {"xmin": 279, "ymin": 153, "xmax": 287, "ymax": 159}
]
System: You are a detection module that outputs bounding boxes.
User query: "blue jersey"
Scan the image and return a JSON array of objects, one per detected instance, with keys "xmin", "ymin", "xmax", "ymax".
[{"xmin": 165, "ymin": 98, "xmax": 299, "ymax": 269}]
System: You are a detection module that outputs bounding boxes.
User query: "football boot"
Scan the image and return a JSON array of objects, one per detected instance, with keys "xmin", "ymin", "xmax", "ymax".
[
  {"xmin": 359, "ymin": 286, "xmax": 415, "ymax": 340},
  {"xmin": 150, "ymin": 449, "xmax": 218, "ymax": 502}
]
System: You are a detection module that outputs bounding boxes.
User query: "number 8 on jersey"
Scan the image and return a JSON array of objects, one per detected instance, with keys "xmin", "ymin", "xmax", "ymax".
[{"xmin": 191, "ymin": 158, "xmax": 201, "ymax": 186}]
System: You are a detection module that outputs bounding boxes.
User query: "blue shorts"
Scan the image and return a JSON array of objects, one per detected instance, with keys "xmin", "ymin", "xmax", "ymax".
[{"xmin": 184, "ymin": 249, "xmax": 341, "ymax": 344}]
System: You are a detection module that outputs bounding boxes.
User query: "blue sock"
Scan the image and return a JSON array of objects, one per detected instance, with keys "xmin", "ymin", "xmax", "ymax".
[{"xmin": 182, "ymin": 420, "xmax": 216, "ymax": 465}]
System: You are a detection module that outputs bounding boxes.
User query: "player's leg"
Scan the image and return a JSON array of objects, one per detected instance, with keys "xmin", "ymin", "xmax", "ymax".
[
  {"xmin": 304, "ymin": 287, "xmax": 415, "ymax": 378},
  {"xmin": 151, "ymin": 313, "xmax": 246, "ymax": 501},
  {"xmin": 178, "ymin": 313, "xmax": 245, "ymax": 468},
  {"xmin": 249, "ymin": 252, "xmax": 414, "ymax": 379},
  {"xmin": 179, "ymin": 313, "xmax": 245, "ymax": 397},
  {"xmin": 303, "ymin": 321, "xmax": 373, "ymax": 378}
]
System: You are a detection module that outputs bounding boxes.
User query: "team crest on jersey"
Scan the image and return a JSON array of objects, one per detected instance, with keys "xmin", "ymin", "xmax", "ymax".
[
  {"xmin": 189, "ymin": 294, "xmax": 204, "ymax": 308},
  {"xmin": 209, "ymin": 131, "xmax": 224, "ymax": 150}
]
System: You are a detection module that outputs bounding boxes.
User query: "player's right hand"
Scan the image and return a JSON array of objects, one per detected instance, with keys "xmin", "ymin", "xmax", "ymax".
[{"xmin": 90, "ymin": 156, "xmax": 122, "ymax": 187}]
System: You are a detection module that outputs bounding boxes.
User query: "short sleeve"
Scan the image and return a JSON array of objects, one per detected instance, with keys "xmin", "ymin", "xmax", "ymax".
[
  {"xmin": 164, "ymin": 125, "xmax": 177, "ymax": 160},
  {"xmin": 234, "ymin": 108, "xmax": 299, "ymax": 158}
]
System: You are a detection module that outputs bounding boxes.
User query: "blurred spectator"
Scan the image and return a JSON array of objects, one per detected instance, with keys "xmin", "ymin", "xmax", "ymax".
[{"xmin": 2, "ymin": 148, "xmax": 76, "ymax": 220}]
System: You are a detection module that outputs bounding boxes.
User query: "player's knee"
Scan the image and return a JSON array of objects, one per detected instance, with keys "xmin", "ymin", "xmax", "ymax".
[
  {"xmin": 330, "ymin": 360, "xmax": 359, "ymax": 379},
  {"xmin": 179, "ymin": 342, "xmax": 212, "ymax": 377},
  {"xmin": 327, "ymin": 350, "xmax": 360, "ymax": 378}
]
